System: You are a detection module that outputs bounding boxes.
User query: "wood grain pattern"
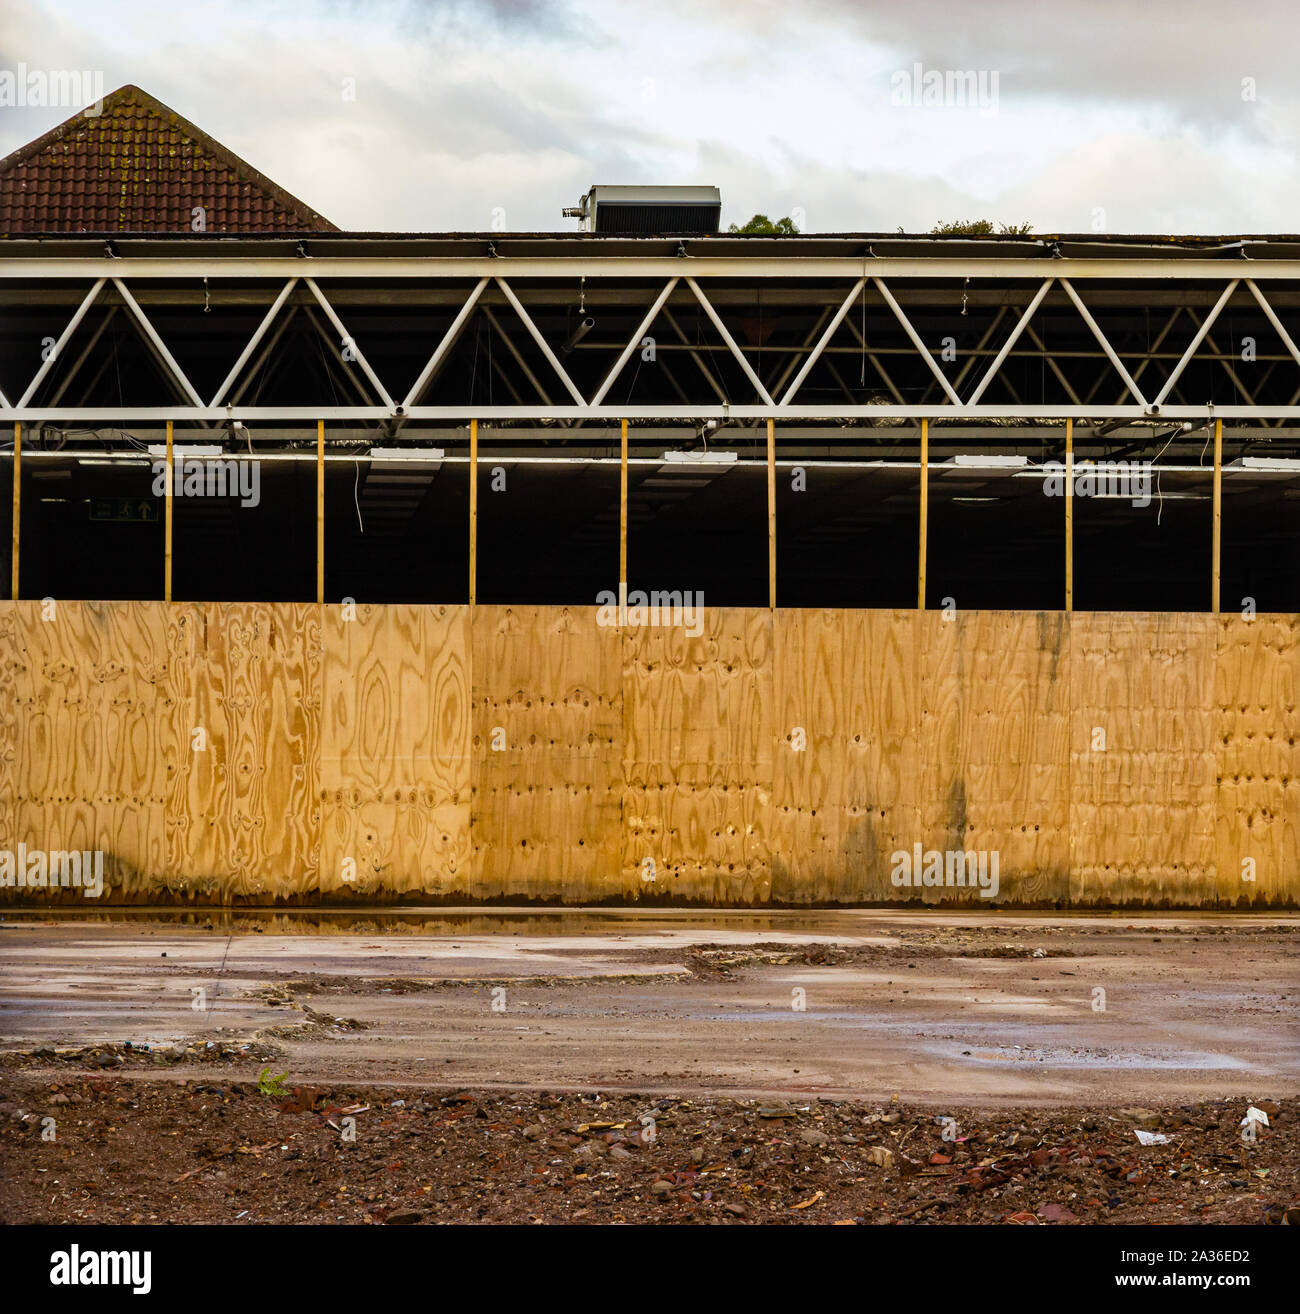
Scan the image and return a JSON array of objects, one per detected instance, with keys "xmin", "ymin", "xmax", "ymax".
[
  {"xmin": 771, "ymin": 609, "xmax": 919, "ymax": 902},
  {"xmin": 320, "ymin": 603, "xmax": 469, "ymax": 899},
  {"xmin": 919, "ymin": 611, "xmax": 1070, "ymax": 904},
  {"xmin": 1070, "ymin": 612, "xmax": 1218, "ymax": 904},
  {"xmin": 1214, "ymin": 615, "xmax": 1299, "ymax": 905},
  {"xmin": 1, "ymin": 601, "xmax": 1295, "ymax": 906},
  {"xmin": 622, "ymin": 607, "xmax": 773, "ymax": 902},
  {"xmin": 6, "ymin": 601, "xmax": 170, "ymax": 900},
  {"xmin": 0, "ymin": 605, "xmax": 17, "ymax": 853},
  {"xmin": 168, "ymin": 603, "xmax": 321, "ymax": 900},
  {"xmin": 471, "ymin": 604, "xmax": 622, "ymax": 900}
]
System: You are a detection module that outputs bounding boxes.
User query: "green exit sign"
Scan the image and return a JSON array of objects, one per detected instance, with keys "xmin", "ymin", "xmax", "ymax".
[{"xmin": 89, "ymin": 498, "xmax": 159, "ymax": 523}]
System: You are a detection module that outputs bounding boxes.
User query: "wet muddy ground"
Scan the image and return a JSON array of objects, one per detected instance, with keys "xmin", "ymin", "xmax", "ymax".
[
  {"xmin": 0, "ymin": 912, "xmax": 1295, "ymax": 1223},
  {"xmin": 1, "ymin": 1079, "xmax": 1294, "ymax": 1225}
]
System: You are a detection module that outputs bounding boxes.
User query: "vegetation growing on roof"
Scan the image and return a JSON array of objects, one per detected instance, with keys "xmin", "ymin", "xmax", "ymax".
[
  {"xmin": 929, "ymin": 219, "xmax": 1034, "ymax": 235},
  {"xmin": 728, "ymin": 213, "xmax": 800, "ymax": 234}
]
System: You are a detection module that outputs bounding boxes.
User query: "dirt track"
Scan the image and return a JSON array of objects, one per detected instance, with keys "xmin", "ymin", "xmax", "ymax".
[
  {"xmin": 0, "ymin": 911, "xmax": 1294, "ymax": 1104},
  {"xmin": 1, "ymin": 910, "xmax": 1295, "ymax": 1225}
]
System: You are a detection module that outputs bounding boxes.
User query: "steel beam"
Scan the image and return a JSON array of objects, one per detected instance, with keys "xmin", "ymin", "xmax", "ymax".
[
  {"xmin": 12, "ymin": 403, "xmax": 1300, "ymax": 422},
  {"xmin": 872, "ymin": 277, "xmax": 962, "ymax": 406},
  {"xmin": 302, "ymin": 304, "xmax": 372, "ymax": 406},
  {"xmin": 966, "ymin": 278, "xmax": 1054, "ymax": 405},
  {"xmin": 210, "ymin": 278, "xmax": 298, "ymax": 407},
  {"xmin": 768, "ymin": 303, "xmax": 834, "ymax": 399},
  {"xmin": 590, "ymin": 278, "xmax": 677, "ymax": 407},
  {"xmin": 402, "ymin": 276, "xmax": 489, "ymax": 408},
  {"xmin": 18, "ymin": 278, "xmax": 105, "ymax": 407},
  {"xmin": 780, "ymin": 279, "xmax": 865, "ymax": 404},
  {"xmin": 1246, "ymin": 279, "xmax": 1300, "ymax": 368},
  {"xmin": 685, "ymin": 277, "xmax": 774, "ymax": 405},
  {"xmin": 111, "ymin": 277, "xmax": 206, "ymax": 409},
  {"xmin": 1184, "ymin": 306, "xmax": 1258, "ymax": 406},
  {"xmin": 1023, "ymin": 323, "xmax": 1083, "ymax": 406},
  {"xmin": 659, "ymin": 307, "xmax": 729, "ymax": 404},
  {"xmin": 1101, "ymin": 308, "xmax": 1184, "ymax": 406},
  {"xmin": 4, "ymin": 263, "xmax": 1299, "ymax": 424},
  {"xmin": 5, "ymin": 256, "xmax": 1300, "ymax": 281},
  {"xmin": 47, "ymin": 305, "xmax": 117, "ymax": 406},
  {"xmin": 482, "ymin": 305, "xmax": 555, "ymax": 405},
  {"xmin": 1060, "ymin": 279, "xmax": 1148, "ymax": 408},
  {"xmin": 494, "ymin": 276, "xmax": 585, "ymax": 405},
  {"xmin": 305, "ymin": 278, "xmax": 395, "ymax": 408},
  {"xmin": 1152, "ymin": 280, "xmax": 1238, "ymax": 406}
]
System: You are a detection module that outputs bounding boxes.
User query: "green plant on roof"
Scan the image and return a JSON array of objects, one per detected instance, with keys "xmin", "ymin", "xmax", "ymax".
[
  {"xmin": 929, "ymin": 219, "xmax": 1034, "ymax": 235},
  {"xmin": 728, "ymin": 213, "xmax": 800, "ymax": 234},
  {"xmin": 257, "ymin": 1066, "xmax": 289, "ymax": 1097}
]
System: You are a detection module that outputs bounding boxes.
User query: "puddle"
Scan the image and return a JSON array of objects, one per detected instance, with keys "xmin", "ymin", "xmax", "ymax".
[
  {"xmin": 927, "ymin": 1041, "xmax": 1254, "ymax": 1070},
  {"xmin": 0, "ymin": 908, "xmax": 892, "ymax": 937},
  {"xmin": 2, "ymin": 906, "xmax": 1286, "ymax": 937}
]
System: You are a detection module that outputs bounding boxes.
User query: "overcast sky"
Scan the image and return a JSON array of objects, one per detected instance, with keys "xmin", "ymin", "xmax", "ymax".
[{"xmin": 2, "ymin": 0, "xmax": 1297, "ymax": 234}]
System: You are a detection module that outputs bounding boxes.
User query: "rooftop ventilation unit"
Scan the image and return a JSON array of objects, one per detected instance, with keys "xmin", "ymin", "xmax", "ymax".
[{"xmin": 562, "ymin": 185, "xmax": 721, "ymax": 235}]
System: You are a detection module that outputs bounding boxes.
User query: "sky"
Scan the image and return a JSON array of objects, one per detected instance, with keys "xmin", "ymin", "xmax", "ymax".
[{"xmin": 1, "ymin": 0, "xmax": 1297, "ymax": 234}]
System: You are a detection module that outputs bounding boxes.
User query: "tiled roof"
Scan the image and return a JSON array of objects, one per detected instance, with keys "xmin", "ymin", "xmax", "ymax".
[{"xmin": 0, "ymin": 84, "xmax": 337, "ymax": 234}]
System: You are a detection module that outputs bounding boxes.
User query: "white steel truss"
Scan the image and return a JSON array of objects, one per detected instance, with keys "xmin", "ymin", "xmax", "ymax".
[{"xmin": 3, "ymin": 258, "xmax": 1300, "ymax": 423}]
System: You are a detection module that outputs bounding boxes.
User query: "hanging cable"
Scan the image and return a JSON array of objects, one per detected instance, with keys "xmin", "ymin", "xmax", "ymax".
[{"xmin": 859, "ymin": 256, "xmax": 867, "ymax": 387}]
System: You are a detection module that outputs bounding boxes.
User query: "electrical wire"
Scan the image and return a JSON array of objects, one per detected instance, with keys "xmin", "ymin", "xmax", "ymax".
[{"xmin": 1149, "ymin": 424, "xmax": 1182, "ymax": 526}]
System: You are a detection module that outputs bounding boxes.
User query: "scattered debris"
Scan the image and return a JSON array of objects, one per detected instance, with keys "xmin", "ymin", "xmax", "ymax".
[
  {"xmin": 1242, "ymin": 1107, "xmax": 1272, "ymax": 1136},
  {"xmin": 1134, "ymin": 1129, "xmax": 1171, "ymax": 1146},
  {"xmin": 11, "ymin": 1082, "xmax": 1284, "ymax": 1224}
]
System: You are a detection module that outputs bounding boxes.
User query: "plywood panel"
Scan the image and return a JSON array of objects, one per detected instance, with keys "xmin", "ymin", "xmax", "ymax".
[
  {"xmin": 0, "ymin": 604, "xmax": 22, "ymax": 866},
  {"xmin": 4, "ymin": 601, "xmax": 170, "ymax": 901},
  {"xmin": 319, "ymin": 603, "xmax": 469, "ymax": 899},
  {"xmin": 919, "ymin": 611, "xmax": 1070, "ymax": 904},
  {"xmin": 771, "ymin": 610, "xmax": 919, "ymax": 902},
  {"xmin": 3, "ymin": 601, "xmax": 1295, "ymax": 907},
  {"xmin": 168, "ymin": 603, "xmax": 321, "ymax": 900},
  {"xmin": 471, "ymin": 605, "xmax": 622, "ymax": 901},
  {"xmin": 622, "ymin": 607, "xmax": 773, "ymax": 902},
  {"xmin": 1070, "ymin": 613, "xmax": 1217, "ymax": 904},
  {"xmin": 1215, "ymin": 616, "xmax": 1300, "ymax": 904}
]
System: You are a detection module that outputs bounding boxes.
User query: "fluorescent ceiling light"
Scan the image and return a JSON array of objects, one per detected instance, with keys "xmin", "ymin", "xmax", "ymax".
[
  {"xmin": 367, "ymin": 447, "xmax": 445, "ymax": 463},
  {"xmin": 1093, "ymin": 491, "xmax": 1209, "ymax": 501},
  {"xmin": 942, "ymin": 454, "xmax": 1028, "ymax": 479},
  {"xmin": 949, "ymin": 454, "xmax": 1028, "ymax": 469},
  {"xmin": 658, "ymin": 451, "xmax": 737, "ymax": 465},
  {"xmin": 1229, "ymin": 456, "xmax": 1300, "ymax": 473},
  {"xmin": 146, "ymin": 444, "xmax": 223, "ymax": 458},
  {"xmin": 655, "ymin": 449, "xmax": 737, "ymax": 480}
]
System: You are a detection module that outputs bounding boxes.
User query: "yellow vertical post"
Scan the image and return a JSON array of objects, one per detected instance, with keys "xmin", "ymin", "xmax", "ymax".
[
  {"xmin": 1065, "ymin": 418, "xmax": 1073, "ymax": 612},
  {"xmin": 469, "ymin": 418, "xmax": 478, "ymax": 607},
  {"xmin": 164, "ymin": 420, "xmax": 174, "ymax": 602},
  {"xmin": 767, "ymin": 417, "xmax": 777, "ymax": 610},
  {"xmin": 917, "ymin": 418, "xmax": 928, "ymax": 610},
  {"xmin": 619, "ymin": 418, "xmax": 628, "ymax": 612},
  {"xmin": 1212, "ymin": 417, "xmax": 1223, "ymax": 614},
  {"xmin": 11, "ymin": 422, "xmax": 20, "ymax": 600},
  {"xmin": 316, "ymin": 420, "xmax": 325, "ymax": 605}
]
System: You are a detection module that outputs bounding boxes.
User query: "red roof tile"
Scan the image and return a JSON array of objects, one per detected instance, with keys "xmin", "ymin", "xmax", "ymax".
[{"xmin": 0, "ymin": 84, "xmax": 337, "ymax": 234}]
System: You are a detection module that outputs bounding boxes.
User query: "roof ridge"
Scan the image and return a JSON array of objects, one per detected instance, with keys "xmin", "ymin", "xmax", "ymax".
[{"xmin": 0, "ymin": 83, "xmax": 337, "ymax": 233}]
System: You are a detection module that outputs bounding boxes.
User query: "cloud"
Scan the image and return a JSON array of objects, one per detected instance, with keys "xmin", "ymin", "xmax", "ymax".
[
  {"xmin": 1, "ymin": 0, "xmax": 1297, "ymax": 233},
  {"xmin": 320, "ymin": 0, "xmax": 587, "ymax": 40},
  {"xmin": 680, "ymin": 0, "xmax": 1298, "ymax": 137}
]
